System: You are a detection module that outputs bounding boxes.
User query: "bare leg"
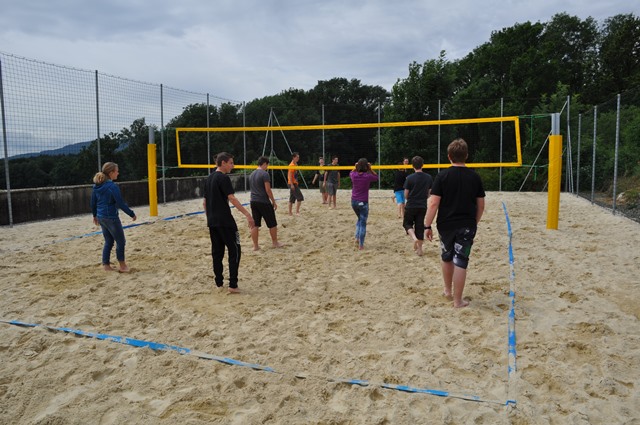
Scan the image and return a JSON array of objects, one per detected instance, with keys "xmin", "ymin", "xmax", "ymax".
[
  {"xmin": 296, "ymin": 201, "xmax": 301, "ymax": 215},
  {"xmin": 398, "ymin": 203, "xmax": 405, "ymax": 218},
  {"xmin": 441, "ymin": 260, "xmax": 454, "ymax": 298},
  {"xmin": 118, "ymin": 261, "xmax": 130, "ymax": 273},
  {"xmin": 269, "ymin": 227, "xmax": 283, "ymax": 248},
  {"xmin": 288, "ymin": 202, "xmax": 293, "ymax": 216},
  {"xmin": 251, "ymin": 226, "xmax": 260, "ymax": 251},
  {"xmin": 407, "ymin": 229, "xmax": 423, "ymax": 256},
  {"xmin": 452, "ymin": 266, "xmax": 469, "ymax": 308}
]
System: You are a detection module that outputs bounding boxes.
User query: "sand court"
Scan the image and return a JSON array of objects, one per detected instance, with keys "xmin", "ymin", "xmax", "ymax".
[{"xmin": 1, "ymin": 190, "xmax": 638, "ymax": 424}]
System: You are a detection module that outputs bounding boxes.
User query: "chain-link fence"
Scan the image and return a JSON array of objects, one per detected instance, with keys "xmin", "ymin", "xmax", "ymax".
[
  {"xmin": 569, "ymin": 88, "xmax": 640, "ymax": 221},
  {"xmin": 2, "ymin": 51, "xmax": 639, "ymax": 225},
  {"xmin": 0, "ymin": 51, "xmax": 240, "ymax": 185}
]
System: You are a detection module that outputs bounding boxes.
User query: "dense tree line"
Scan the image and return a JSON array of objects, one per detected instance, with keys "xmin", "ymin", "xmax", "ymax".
[{"xmin": 2, "ymin": 12, "xmax": 638, "ymax": 192}]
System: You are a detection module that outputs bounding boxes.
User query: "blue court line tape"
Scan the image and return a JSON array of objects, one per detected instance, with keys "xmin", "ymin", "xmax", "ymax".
[
  {"xmin": 56, "ymin": 196, "xmax": 287, "ymax": 244},
  {"xmin": 1, "ymin": 319, "xmax": 510, "ymax": 406},
  {"xmin": 502, "ymin": 202, "xmax": 517, "ymax": 407}
]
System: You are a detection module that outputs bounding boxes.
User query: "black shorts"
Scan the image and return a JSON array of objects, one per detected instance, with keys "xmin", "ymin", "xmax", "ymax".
[
  {"xmin": 289, "ymin": 185, "xmax": 304, "ymax": 203},
  {"xmin": 250, "ymin": 201, "xmax": 277, "ymax": 228},
  {"xmin": 438, "ymin": 226, "xmax": 477, "ymax": 269},
  {"xmin": 403, "ymin": 208, "xmax": 426, "ymax": 239}
]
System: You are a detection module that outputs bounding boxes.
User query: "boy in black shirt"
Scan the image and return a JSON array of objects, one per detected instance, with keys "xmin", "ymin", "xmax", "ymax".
[
  {"xmin": 425, "ymin": 139, "xmax": 485, "ymax": 308},
  {"xmin": 403, "ymin": 156, "xmax": 432, "ymax": 256}
]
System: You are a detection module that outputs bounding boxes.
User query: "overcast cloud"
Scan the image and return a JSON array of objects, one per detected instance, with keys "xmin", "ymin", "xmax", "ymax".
[{"xmin": 0, "ymin": 0, "xmax": 634, "ymax": 102}]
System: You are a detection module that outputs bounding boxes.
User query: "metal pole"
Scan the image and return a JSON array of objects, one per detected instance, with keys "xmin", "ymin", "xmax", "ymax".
[
  {"xmin": 95, "ymin": 70, "xmax": 101, "ymax": 170},
  {"xmin": 0, "ymin": 59, "xmax": 14, "ymax": 226},
  {"xmin": 591, "ymin": 107, "xmax": 597, "ymax": 203},
  {"xmin": 243, "ymin": 101, "xmax": 247, "ymax": 192},
  {"xmin": 322, "ymin": 104, "xmax": 325, "ymax": 160},
  {"xmin": 206, "ymin": 94, "xmax": 211, "ymax": 167},
  {"xmin": 576, "ymin": 113, "xmax": 582, "ymax": 196},
  {"xmin": 612, "ymin": 94, "xmax": 621, "ymax": 214},
  {"xmin": 377, "ymin": 102, "xmax": 381, "ymax": 190},
  {"xmin": 437, "ymin": 99, "xmax": 441, "ymax": 172},
  {"xmin": 160, "ymin": 84, "xmax": 166, "ymax": 204},
  {"xmin": 499, "ymin": 97, "xmax": 503, "ymax": 191},
  {"xmin": 566, "ymin": 95, "xmax": 573, "ymax": 193}
]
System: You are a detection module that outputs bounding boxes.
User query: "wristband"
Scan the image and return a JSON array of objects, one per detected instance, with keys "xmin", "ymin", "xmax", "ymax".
[{"xmin": 425, "ymin": 226, "xmax": 432, "ymax": 230}]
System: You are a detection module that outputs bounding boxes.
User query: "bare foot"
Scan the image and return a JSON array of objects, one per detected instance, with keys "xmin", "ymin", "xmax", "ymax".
[
  {"xmin": 253, "ymin": 246, "xmax": 261, "ymax": 251},
  {"xmin": 413, "ymin": 240, "xmax": 419, "ymax": 251},
  {"xmin": 228, "ymin": 287, "xmax": 240, "ymax": 294},
  {"xmin": 103, "ymin": 264, "xmax": 116, "ymax": 271},
  {"xmin": 358, "ymin": 245, "xmax": 364, "ymax": 250},
  {"xmin": 443, "ymin": 292, "xmax": 453, "ymax": 300},
  {"xmin": 454, "ymin": 300, "xmax": 470, "ymax": 308},
  {"xmin": 272, "ymin": 242, "xmax": 284, "ymax": 248},
  {"xmin": 416, "ymin": 245, "xmax": 423, "ymax": 256},
  {"xmin": 118, "ymin": 267, "xmax": 130, "ymax": 273}
]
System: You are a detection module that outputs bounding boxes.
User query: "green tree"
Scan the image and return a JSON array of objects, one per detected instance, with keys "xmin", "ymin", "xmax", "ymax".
[{"xmin": 595, "ymin": 14, "xmax": 640, "ymax": 100}]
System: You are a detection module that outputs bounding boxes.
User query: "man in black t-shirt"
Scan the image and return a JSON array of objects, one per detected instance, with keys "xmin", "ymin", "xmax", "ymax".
[
  {"xmin": 425, "ymin": 139, "xmax": 485, "ymax": 308},
  {"xmin": 403, "ymin": 156, "xmax": 433, "ymax": 256},
  {"xmin": 204, "ymin": 152, "xmax": 254, "ymax": 293}
]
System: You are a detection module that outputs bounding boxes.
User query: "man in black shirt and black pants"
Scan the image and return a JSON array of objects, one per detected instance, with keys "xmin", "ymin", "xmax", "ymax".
[{"xmin": 203, "ymin": 152, "xmax": 254, "ymax": 293}]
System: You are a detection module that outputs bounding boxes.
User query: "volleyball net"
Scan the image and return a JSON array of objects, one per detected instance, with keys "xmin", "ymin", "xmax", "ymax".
[{"xmin": 173, "ymin": 116, "xmax": 523, "ymax": 171}]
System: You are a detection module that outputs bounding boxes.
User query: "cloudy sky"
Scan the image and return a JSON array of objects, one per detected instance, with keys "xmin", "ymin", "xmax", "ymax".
[{"xmin": 0, "ymin": 0, "xmax": 634, "ymax": 102}]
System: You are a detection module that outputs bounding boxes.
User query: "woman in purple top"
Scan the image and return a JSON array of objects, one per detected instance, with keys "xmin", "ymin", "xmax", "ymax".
[{"xmin": 349, "ymin": 158, "xmax": 379, "ymax": 250}]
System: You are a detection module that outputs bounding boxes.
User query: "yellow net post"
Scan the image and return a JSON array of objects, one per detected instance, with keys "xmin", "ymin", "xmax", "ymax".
[
  {"xmin": 147, "ymin": 126, "xmax": 158, "ymax": 217},
  {"xmin": 547, "ymin": 113, "xmax": 562, "ymax": 229}
]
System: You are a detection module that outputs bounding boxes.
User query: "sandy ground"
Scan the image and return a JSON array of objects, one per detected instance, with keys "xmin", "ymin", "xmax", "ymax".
[{"xmin": 0, "ymin": 189, "xmax": 638, "ymax": 425}]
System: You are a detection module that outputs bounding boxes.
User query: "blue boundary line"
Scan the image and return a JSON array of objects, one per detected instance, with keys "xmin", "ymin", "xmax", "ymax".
[
  {"xmin": 10, "ymin": 197, "xmax": 517, "ymax": 407},
  {"xmin": 502, "ymin": 202, "xmax": 517, "ymax": 407},
  {"xmin": 1, "ymin": 319, "xmax": 509, "ymax": 406},
  {"xmin": 53, "ymin": 198, "xmax": 265, "ymax": 244}
]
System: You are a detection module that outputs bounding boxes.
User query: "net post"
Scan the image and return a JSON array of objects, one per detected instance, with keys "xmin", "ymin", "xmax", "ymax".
[
  {"xmin": 547, "ymin": 113, "xmax": 562, "ymax": 230},
  {"xmin": 148, "ymin": 126, "xmax": 158, "ymax": 217}
]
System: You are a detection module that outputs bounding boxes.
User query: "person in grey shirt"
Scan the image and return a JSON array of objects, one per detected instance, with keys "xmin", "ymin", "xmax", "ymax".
[
  {"xmin": 249, "ymin": 156, "xmax": 284, "ymax": 250},
  {"xmin": 324, "ymin": 155, "xmax": 340, "ymax": 209}
]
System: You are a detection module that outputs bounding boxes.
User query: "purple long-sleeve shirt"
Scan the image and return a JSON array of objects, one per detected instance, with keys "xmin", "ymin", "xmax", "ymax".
[{"xmin": 350, "ymin": 171, "xmax": 378, "ymax": 202}]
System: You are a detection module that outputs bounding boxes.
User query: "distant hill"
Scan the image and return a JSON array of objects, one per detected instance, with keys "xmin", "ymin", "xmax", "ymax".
[{"xmin": 10, "ymin": 140, "xmax": 93, "ymax": 160}]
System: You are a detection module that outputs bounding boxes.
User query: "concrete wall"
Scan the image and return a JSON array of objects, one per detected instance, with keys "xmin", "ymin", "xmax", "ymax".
[{"xmin": 0, "ymin": 175, "xmax": 245, "ymax": 225}]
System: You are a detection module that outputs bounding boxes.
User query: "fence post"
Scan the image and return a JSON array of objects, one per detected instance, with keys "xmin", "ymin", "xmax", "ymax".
[
  {"xmin": 95, "ymin": 70, "xmax": 101, "ymax": 170},
  {"xmin": 499, "ymin": 97, "xmax": 503, "ymax": 191},
  {"xmin": 438, "ymin": 99, "xmax": 442, "ymax": 172},
  {"xmin": 160, "ymin": 84, "xmax": 166, "ymax": 204},
  {"xmin": 377, "ymin": 102, "xmax": 381, "ymax": 190},
  {"xmin": 576, "ymin": 113, "xmax": 581, "ymax": 195},
  {"xmin": 591, "ymin": 106, "xmax": 597, "ymax": 203},
  {"xmin": 612, "ymin": 94, "xmax": 621, "ymax": 214},
  {"xmin": 0, "ymin": 58, "xmax": 14, "ymax": 227},
  {"xmin": 547, "ymin": 113, "xmax": 562, "ymax": 230}
]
